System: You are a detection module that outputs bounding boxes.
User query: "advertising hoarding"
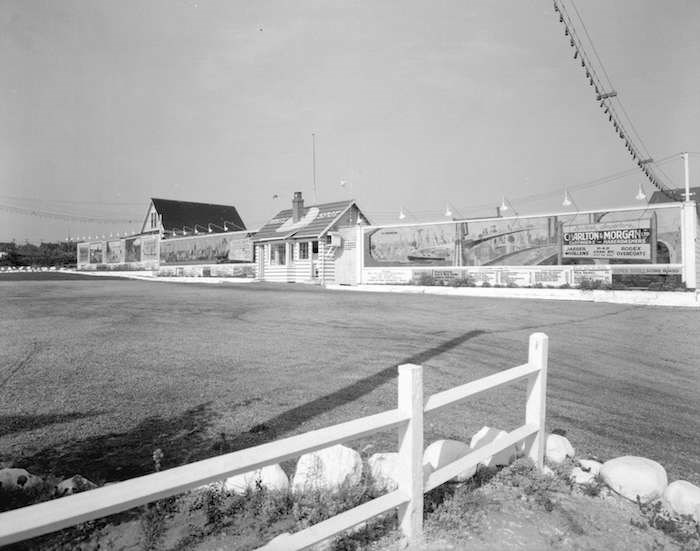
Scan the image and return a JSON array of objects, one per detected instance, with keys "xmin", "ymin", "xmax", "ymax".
[
  {"xmin": 159, "ymin": 233, "xmax": 253, "ymax": 265},
  {"xmin": 89, "ymin": 243, "xmax": 103, "ymax": 264},
  {"xmin": 106, "ymin": 241, "xmax": 122, "ymax": 263},
  {"xmin": 78, "ymin": 244, "xmax": 89, "ymax": 264},
  {"xmin": 562, "ymin": 220, "xmax": 652, "ymax": 260},
  {"xmin": 125, "ymin": 237, "xmax": 141, "ymax": 263}
]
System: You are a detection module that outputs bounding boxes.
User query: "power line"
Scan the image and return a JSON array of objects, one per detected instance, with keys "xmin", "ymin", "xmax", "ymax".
[
  {"xmin": 0, "ymin": 194, "xmax": 143, "ymax": 207},
  {"xmin": 553, "ymin": 0, "xmax": 679, "ymax": 200},
  {"xmin": 0, "ymin": 202, "xmax": 139, "ymax": 224}
]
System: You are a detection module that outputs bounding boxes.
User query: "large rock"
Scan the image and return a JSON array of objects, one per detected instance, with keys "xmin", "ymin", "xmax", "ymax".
[
  {"xmin": 56, "ymin": 475, "xmax": 97, "ymax": 497},
  {"xmin": 578, "ymin": 459, "xmax": 602, "ymax": 476},
  {"xmin": 0, "ymin": 468, "xmax": 42, "ymax": 491},
  {"xmin": 368, "ymin": 453, "xmax": 399, "ymax": 491},
  {"xmin": 423, "ymin": 440, "xmax": 475, "ymax": 481},
  {"xmin": 663, "ymin": 480, "xmax": 700, "ymax": 519},
  {"xmin": 292, "ymin": 444, "xmax": 362, "ymax": 493},
  {"xmin": 224, "ymin": 464, "xmax": 289, "ymax": 494},
  {"xmin": 570, "ymin": 467, "xmax": 596, "ymax": 485},
  {"xmin": 545, "ymin": 434, "xmax": 575, "ymax": 464},
  {"xmin": 469, "ymin": 427, "xmax": 516, "ymax": 467},
  {"xmin": 600, "ymin": 456, "xmax": 667, "ymax": 504}
]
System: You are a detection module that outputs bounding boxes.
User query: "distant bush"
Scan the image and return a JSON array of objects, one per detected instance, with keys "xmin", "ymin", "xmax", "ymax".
[
  {"xmin": 451, "ymin": 276, "xmax": 475, "ymax": 287},
  {"xmin": 481, "ymin": 281, "xmax": 491, "ymax": 288},
  {"xmin": 414, "ymin": 272, "xmax": 435, "ymax": 286}
]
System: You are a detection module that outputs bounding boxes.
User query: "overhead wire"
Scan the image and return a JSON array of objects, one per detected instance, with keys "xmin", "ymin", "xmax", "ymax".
[{"xmin": 554, "ymin": 0, "xmax": 679, "ymax": 200}]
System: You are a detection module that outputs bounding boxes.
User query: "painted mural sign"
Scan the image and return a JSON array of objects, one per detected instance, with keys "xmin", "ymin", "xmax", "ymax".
[
  {"xmin": 125, "ymin": 237, "xmax": 141, "ymax": 263},
  {"xmin": 159, "ymin": 233, "xmax": 253, "ymax": 265},
  {"xmin": 562, "ymin": 220, "xmax": 651, "ymax": 260},
  {"xmin": 78, "ymin": 244, "xmax": 89, "ymax": 264},
  {"xmin": 363, "ymin": 268, "xmax": 413, "ymax": 284},
  {"xmin": 106, "ymin": 241, "xmax": 122, "ymax": 263},
  {"xmin": 572, "ymin": 267, "xmax": 612, "ymax": 285},
  {"xmin": 365, "ymin": 217, "xmax": 559, "ymax": 267},
  {"xmin": 141, "ymin": 236, "xmax": 158, "ymax": 261},
  {"xmin": 89, "ymin": 243, "xmax": 103, "ymax": 264}
]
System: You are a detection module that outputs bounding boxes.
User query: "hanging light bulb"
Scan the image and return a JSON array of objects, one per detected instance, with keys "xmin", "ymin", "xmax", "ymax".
[
  {"xmin": 500, "ymin": 197, "xmax": 509, "ymax": 212},
  {"xmin": 444, "ymin": 204, "xmax": 453, "ymax": 217},
  {"xmin": 562, "ymin": 190, "xmax": 572, "ymax": 207},
  {"xmin": 581, "ymin": 57, "xmax": 585, "ymax": 67},
  {"xmin": 573, "ymin": 49, "xmax": 579, "ymax": 59},
  {"xmin": 564, "ymin": 27, "xmax": 569, "ymax": 36},
  {"xmin": 398, "ymin": 208, "xmax": 406, "ymax": 220},
  {"xmin": 559, "ymin": 14, "xmax": 563, "ymax": 22},
  {"xmin": 636, "ymin": 184, "xmax": 647, "ymax": 201},
  {"xmin": 570, "ymin": 38, "xmax": 575, "ymax": 47}
]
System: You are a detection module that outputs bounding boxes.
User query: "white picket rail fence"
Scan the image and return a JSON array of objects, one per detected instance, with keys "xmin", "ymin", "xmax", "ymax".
[{"xmin": 0, "ymin": 333, "xmax": 548, "ymax": 549}]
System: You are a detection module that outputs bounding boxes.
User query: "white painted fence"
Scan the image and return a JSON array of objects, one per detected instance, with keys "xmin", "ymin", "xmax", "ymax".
[{"xmin": 0, "ymin": 333, "xmax": 548, "ymax": 549}]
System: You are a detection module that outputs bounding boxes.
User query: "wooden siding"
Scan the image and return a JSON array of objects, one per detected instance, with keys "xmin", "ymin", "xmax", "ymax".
[
  {"xmin": 258, "ymin": 241, "xmax": 316, "ymax": 283},
  {"xmin": 319, "ymin": 240, "xmax": 336, "ymax": 284}
]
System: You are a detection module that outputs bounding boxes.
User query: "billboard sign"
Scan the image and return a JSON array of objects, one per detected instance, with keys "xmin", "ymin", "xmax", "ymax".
[
  {"xmin": 562, "ymin": 220, "xmax": 651, "ymax": 260},
  {"xmin": 125, "ymin": 237, "xmax": 141, "ymax": 262},
  {"xmin": 89, "ymin": 243, "xmax": 103, "ymax": 264},
  {"xmin": 106, "ymin": 241, "xmax": 122, "ymax": 263}
]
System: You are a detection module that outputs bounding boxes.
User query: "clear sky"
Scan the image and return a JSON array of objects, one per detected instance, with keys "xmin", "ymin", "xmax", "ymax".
[{"xmin": 1, "ymin": 0, "xmax": 699, "ymax": 242}]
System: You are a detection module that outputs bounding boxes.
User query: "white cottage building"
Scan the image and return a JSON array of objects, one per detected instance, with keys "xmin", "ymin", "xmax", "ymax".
[{"xmin": 253, "ymin": 192, "xmax": 370, "ymax": 284}]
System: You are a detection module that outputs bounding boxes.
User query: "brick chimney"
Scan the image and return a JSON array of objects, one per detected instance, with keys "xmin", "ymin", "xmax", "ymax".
[{"xmin": 292, "ymin": 191, "xmax": 304, "ymax": 222}]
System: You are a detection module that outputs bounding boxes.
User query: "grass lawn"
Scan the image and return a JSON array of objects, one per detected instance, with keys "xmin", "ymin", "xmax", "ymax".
[{"xmin": 0, "ymin": 274, "xmax": 698, "ymax": 490}]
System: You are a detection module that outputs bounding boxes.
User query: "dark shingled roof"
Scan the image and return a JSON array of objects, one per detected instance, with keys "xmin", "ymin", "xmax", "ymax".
[
  {"xmin": 151, "ymin": 198, "xmax": 246, "ymax": 232},
  {"xmin": 254, "ymin": 200, "xmax": 358, "ymax": 240}
]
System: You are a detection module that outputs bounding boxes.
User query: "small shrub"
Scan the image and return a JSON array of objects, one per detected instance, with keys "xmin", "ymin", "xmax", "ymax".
[
  {"xmin": 532, "ymin": 282, "xmax": 544, "ymax": 288},
  {"xmin": 506, "ymin": 281, "xmax": 518, "ymax": 288},
  {"xmin": 451, "ymin": 276, "xmax": 475, "ymax": 287},
  {"xmin": 414, "ymin": 272, "xmax": 435, "ymax": 286},
  {"xmin": 481, "ymin": 281, "xmax": 491, "ymax": 288},
  {"xmin": 559, "ymin": 283, "xmax": 571, "ymax": 289},
  {"xmin": 635, "ymin": 498, "xmax": 700, "ymax": 547}
]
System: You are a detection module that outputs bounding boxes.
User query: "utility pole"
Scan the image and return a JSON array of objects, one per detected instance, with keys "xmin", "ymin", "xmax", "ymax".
[
  {"xmin": 682, "ymin": 152, "xmax": 690, "ymax": 202},
  {"xmin": 312, "ymin": 133, "xmax": 317, "ymax": 202}
]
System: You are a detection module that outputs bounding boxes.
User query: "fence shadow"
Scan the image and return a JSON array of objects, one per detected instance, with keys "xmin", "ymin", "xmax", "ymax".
[
  {"xmin": 0, "ymin": 411, "xmax": 106, "ymax": 438},
  {"xmin": 13, "ymin": 403, "xmax": 217, "ymax": 483},
  {"xmin": 9, "ymin": 330, "xmax": 487, "ymax": 483},
  {"xmin": 222, "ymin": 329, "xmax": 487, "ymax": 453}
]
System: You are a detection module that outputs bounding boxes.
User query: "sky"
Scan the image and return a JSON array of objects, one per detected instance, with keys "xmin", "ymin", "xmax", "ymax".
[{"xmin": 1, "ymin": 0, "xmax": 699, "ymax": 243}]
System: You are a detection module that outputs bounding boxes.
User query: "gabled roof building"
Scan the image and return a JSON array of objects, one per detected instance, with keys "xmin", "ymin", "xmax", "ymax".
[
  {"xmin": 141, "ymin": 198, "xmax": 246, "ymax": 237},
  {"xmin": 253, "ymin": 192, "xmax": 370, "ymax": 283}
]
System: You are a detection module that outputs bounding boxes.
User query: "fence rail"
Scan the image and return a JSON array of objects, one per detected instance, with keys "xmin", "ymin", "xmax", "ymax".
[{"xmin": 0, "ymin": 333, "xmax": 549, "ymax": 550}]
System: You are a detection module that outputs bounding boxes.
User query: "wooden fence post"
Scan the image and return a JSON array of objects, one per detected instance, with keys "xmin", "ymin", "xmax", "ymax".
[
  {"xmin": 397, "ymin": 363, "xmax": 423, "ymax": 545},
  {"xmin": 525, "ymin": 333, "xmax": 548, "ymax": 471}
]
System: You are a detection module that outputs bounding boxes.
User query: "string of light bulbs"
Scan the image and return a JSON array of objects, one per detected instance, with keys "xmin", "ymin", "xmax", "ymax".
[{"xmin": 553, "ymin": 0, "xmax": 679, "ymax": 200}]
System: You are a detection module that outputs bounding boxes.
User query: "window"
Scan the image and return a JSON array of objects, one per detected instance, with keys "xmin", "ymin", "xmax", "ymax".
[
  {"xmin": 299, "ymin": 242, "xmax": 309, "ymax": 260},
  {"xmin": 271, "ymin": 243, "xmax": 286, "ymax": 265},
  {"xmin": 325, "ymin": 235, "xmax": 333, "ymax": 244},
  {"xmin": 312, "ymin": 240, "xmax": 319, "ymax": 254},
  {"xmin": 150, "ymin": 212, "xmax": 157, "ymax": 228}
]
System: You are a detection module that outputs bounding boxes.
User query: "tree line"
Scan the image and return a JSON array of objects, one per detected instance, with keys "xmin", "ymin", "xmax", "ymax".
[{"xmin": 0, "ymin": 241, "xmax": 77, "ymax": 267}]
